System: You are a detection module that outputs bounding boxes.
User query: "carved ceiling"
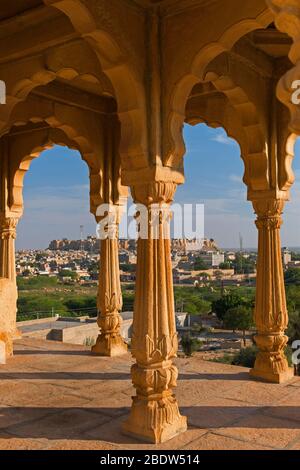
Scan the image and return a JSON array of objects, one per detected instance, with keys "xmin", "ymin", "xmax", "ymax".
[
  {"xmin": 131, "ymin": 0, "xmax": 216, "ymax": 9},
  {"xmin": 0, "ymin": 0, "xmax": 43, "ymax": 21},
  {"xmin": 247, "ymin": 24, "xmax": 292, "ymax": 59}
]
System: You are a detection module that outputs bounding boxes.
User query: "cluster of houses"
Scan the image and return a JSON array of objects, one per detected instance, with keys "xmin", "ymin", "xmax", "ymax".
[{"xmin": 16, "ymin": 237, "xmax": 295, "ymax": 286}]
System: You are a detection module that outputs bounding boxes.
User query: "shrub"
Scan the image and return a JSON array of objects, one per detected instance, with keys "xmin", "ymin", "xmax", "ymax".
[
  {"xmin": 231, "ymin": 345, "xmax": 258, "ymax": 368},
  {"xmin": 181, "ymin": 335, "xmax": 202, "ymax": 357}
]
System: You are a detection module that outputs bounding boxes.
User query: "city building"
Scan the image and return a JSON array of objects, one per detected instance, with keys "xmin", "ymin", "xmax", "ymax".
[
  {"xmin": 198, "ymin": 251, "xmax": 225, "ymax": 268},
  {"xmin": 282, "ymin": 247, "xmax": 292, "ymax": 267}
]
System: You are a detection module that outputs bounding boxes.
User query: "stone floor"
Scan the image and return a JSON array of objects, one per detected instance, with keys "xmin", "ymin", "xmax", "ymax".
[{"xmin": 0, "ymin": 337, "xmax": 299, "ymax": 450}]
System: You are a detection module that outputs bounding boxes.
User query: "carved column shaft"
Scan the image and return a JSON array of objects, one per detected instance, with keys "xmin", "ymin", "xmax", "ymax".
[
  {"xmin": 0, "ymin": 217, "xmax": 17, "ymax": 281},
  {"xmin": 92, "ymin": 205, "xmax": 127, "ymax": 357},
  {"xmin": 123, "ymin": 182, "xmax": 187, "ymax": 444},
  {"xmin": 251, "ymin": 199, "xmax": 293, "ymax": 383},
  {"xmin": 0, "ymin": 217, "xmax": 18, "ymax": 359}
]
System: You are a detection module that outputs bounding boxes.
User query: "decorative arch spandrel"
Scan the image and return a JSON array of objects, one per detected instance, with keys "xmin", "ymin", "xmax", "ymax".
[{"xmin": 164, "ymin": 7, "xmax": 273, "ymax": 175}]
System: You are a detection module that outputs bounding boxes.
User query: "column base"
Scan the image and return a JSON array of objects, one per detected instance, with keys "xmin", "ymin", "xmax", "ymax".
[
  {"xmin": 91, "ymin": 334, "xmax": 128, "ymax": 357},
  {"xmin": 251, "ymin": 335, "xmax": 294, "ymax": 383},
  {"xmin": 250, "ymin": 366, "xmax": 294, "ymax": 384},
  {"xmin": 122, "ymin": 394, "xmax": 187, "ymax": 444}
]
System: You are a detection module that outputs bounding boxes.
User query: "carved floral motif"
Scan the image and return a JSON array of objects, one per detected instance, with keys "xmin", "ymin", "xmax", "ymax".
[{"xmin": 0, "ymin": 217, "xmax": 18, "ymax": 240}]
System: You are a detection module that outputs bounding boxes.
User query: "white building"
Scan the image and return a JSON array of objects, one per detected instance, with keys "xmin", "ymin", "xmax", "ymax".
[{"xmin": 199, "ymin": 251, "xmax": 225, "ymax": 268}]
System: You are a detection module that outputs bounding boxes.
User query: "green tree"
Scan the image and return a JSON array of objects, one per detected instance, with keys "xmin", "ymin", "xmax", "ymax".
[
  {"xmin": 194, "ymin": 257, "xmax": 209, "ymax": 271},
  {"xmin": 17, "ymin": 296, "xmax": 68, "ymax": 319},
  {"xmin": 285, "ymin": 268, "xmax": 300, "ymax": 285},
  {"xmin": 59, "ymin": 270, "xmax": 78, "ymax": 280},
  {"xmin": 120, "ymin": 263, "xmax": 136, "ymax": 273},
  {"xmin": 181, "ymin": 334, "xmax": 202, "ymax": 357},
  {"xmin": 224, "ymin": 306, "xmax": 254, "ymax": 346},
  {"xmin": 287, "ymin": 309, "xmax": 300, "ymax": 344},
  {"xmin": 219, "ymin": 262, "xmax": 231, "ymax": 270},
  {"xmin": 64, "ymin": 296, "xmax": 97, "ymax": 316},
  {"xmin": 88, "ymin": 261, "xmax": 99, "ymax": 275},
  {"xmin": 232, "ymin": 254, "xmax": 256, "ymax": 274},
  {"xmin": 212, "ymin": 292, "xmax": 246, "ymax": 322},
  {"xmin": 17, "ymin": 276, "xmax": 58, "ymax": 290},
  {"xmin": 290, "ymin": 252, "xmax": 300, "ymax": 261}
]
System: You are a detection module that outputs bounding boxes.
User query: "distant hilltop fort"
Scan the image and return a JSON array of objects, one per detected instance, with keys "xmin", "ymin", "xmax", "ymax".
[
  {"xmin": 48, "ymin": 237, "xmax": 219, "ymax": 253},
  {"xmin": 171, "ymin": 238, "xmax": 219, "ymax": 253},
  {"xmin": 48, "ymin": 236, "xmax": 100, "ymax": 252},
  {"xmin": 48, "ymin": 238, "xmax": 136, "ymax": 252}
]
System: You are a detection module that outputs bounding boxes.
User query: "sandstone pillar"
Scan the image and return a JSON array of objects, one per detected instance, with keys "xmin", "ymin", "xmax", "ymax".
[
  {"xmin": 92, "ymin": 205, "xmax": 127, "ymax": 357},
  {"xmin": 250, "ymin": 199, "xmax": 294, "ymax": 383},
  {"xmin": 0, "ymin": 216, "xmax": 18, "ymax": 359},
  {"xmin": 0, "ymin": 216, "xmax": 17, "ymax": 281},
  {"xmin": 123, "ymin": 181, "xmax": 187, "ymax": 444}
]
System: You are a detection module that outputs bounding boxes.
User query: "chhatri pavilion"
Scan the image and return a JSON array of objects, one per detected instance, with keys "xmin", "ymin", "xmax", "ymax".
[{"xmin": 0, "ymin": 0, "xmax": 300, "ymax": 444}]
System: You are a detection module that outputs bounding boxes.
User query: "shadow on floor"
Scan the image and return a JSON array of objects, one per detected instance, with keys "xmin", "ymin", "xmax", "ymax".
[
  {"xmin": 0, "ymin": 369, "xmax": 253, "ymax": 381},
  {"xmin": 14, "ymin": 350, "xmax": 94, "ymax": 357},
  {"xmin": 0, "ymin": 372, "xmax": 131, "ymax": 380},
  {"xmin": 0, "ymin": 405, "xmax": 299, "ymax": 444},
  {"xmin": 179, "ymin": 371, "xmax": 251, "ymax": 381}
]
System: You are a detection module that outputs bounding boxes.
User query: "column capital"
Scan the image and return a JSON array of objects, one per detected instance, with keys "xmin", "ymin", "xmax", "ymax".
[
  {"xmin": 0, "ymin": 217, "xmax": 18, "ymax": 240},
  {"xmin": 252, "ymin": 198, "xmax": 285, "ymax": 225},
  {"xmin": 122, "ymin": 165, "xmax": 185, "ymax": 188},
  {"xmin": 131, "ymin": 180, "xmax": 177, "ymax": 206}
]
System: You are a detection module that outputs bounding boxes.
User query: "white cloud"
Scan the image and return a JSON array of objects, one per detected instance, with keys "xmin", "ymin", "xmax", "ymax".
[
  {"xmin": 210, "ymin": 131, "xmax": 236, "ymax": 146},
  {"xmin": 229, "ymin": 174, "xmax": 243, "ymax": 183}
]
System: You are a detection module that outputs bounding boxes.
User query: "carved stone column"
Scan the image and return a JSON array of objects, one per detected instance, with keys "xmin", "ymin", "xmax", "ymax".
[
  {"xmin": 92, "ymin": 205, "xmax": 127, "ymax": 357},
  {"xmin": 123, "ymin": 181, "xmax": 187, "ymax": 444},
  {"xmin": 0, "ymin": 216, "xmax": 18, "ymax": 359},
  {"xmin": 250, "ymin": 199, "xmax": 294, "ymax": 383},
  {"xmin": 0, "ymin": 216, "xmax": 18, "ymax": 281}
]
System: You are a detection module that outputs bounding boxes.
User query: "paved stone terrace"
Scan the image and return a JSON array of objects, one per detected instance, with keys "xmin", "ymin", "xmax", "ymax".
[{"xmin": 0, "ymin": 338, "xmax": 299, "ymax": 450}]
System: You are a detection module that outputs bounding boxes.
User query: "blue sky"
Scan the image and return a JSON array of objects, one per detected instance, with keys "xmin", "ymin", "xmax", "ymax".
[{"xmin": 16, "ymin": 124, "xmax": 300, "ymax": 250}]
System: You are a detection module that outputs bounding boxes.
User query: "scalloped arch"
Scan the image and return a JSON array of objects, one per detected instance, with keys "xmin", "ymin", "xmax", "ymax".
[
  {"xmin": 203, "ymin": 71, "xmax": 268, "ymax": 191},
  {"xmin": 166, "ymin": 8, "xmax": 273, "ymax": 173},
  {"xmin": 43, "ymin": 0, "xmax": 148, "ymax": 171},
  {"xmin": 7, "ymin": 119, "xmax": 102, "ymax": 217},
  {"xmin": 279, "ymin": 132, "xmax": 298, "ymax": 191},
  {"xmin": 185, "ymin": 92, "xmax": 250, "ymax": 185},
  {"xmin": 0, "ymin": 65, "xmax": 107, "ymax": 140}
]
